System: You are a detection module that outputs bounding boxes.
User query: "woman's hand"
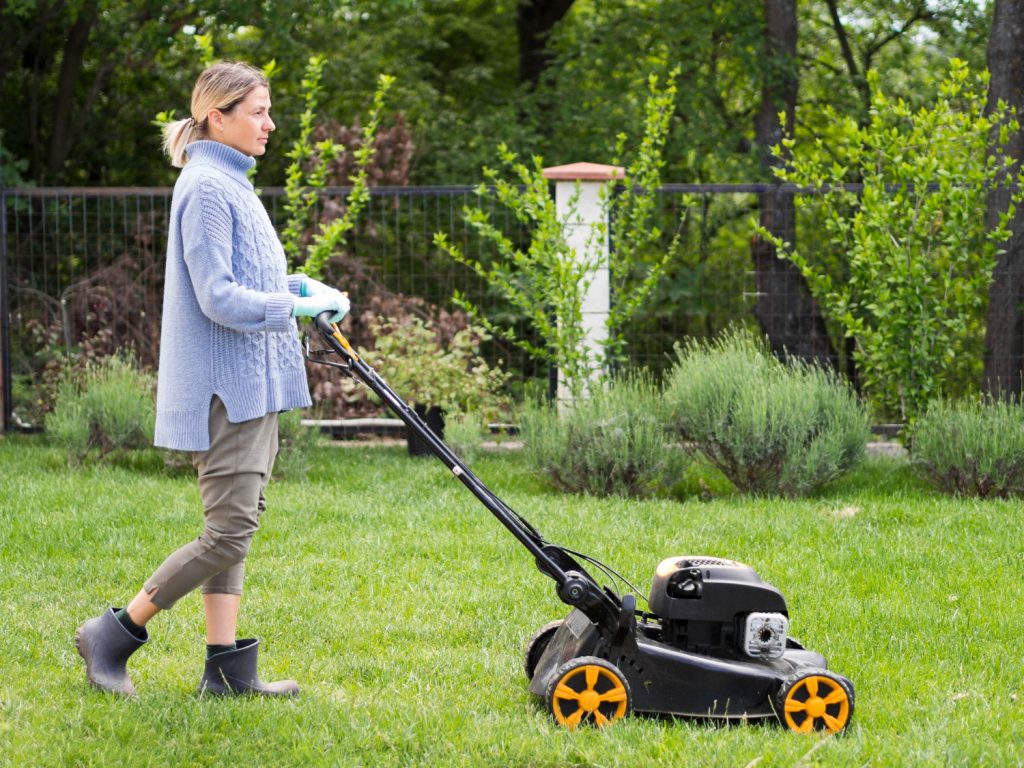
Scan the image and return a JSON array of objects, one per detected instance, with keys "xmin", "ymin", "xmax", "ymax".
[
  {"xmin": 292, "ymin": 292, "xmax": 350, "ymax": 324},
  {"xmin": 300, "ymin": 277, "xmax": 337, "ymax": 297}
]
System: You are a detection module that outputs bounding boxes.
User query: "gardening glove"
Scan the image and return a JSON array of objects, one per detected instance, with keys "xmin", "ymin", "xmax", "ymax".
[
  {"xmin": 299, "ymin": 276, "xmax": 337, "ymax": 298},
  {"xmin": 292, "ymin": 291, "xmax": 350, "ymax": 324}
]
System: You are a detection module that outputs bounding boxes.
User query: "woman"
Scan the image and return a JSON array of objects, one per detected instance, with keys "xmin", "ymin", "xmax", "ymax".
[{"xmin": 75, "ymin": 61, "xmax": 346, "ymax": 697}]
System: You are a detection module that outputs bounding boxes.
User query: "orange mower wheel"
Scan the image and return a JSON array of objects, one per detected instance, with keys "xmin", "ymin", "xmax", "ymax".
[
  {"xmin": 544, "ymin": 656, "xmax": 631, "ymax": 729},
  {"xmin": 775, "ymin": 668, "xmax": 854, "ymax": 734}
]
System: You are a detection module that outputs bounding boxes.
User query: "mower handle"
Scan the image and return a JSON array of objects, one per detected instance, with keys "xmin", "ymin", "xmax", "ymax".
[{"xmin": 309, "ymin": 312, "xmax": 625, "ymax": 635}]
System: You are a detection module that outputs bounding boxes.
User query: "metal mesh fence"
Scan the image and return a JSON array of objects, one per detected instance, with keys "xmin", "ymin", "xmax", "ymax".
[
  {"xmin": 12, "ymin": 182, "xmax": 1003, "ymax": 428},
  {"xmin": 0, "ymin": 184, "xmax": 823, "ymax": 428},
  {"xmin": 2, "ymin": 188, "xmax": 173, "ymax": 429}
]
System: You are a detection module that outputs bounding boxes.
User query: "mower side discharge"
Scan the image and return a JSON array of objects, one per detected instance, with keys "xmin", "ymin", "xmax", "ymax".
[{"xmin": 308, "ymin": 315, "xmax": 855, "ymax": 734}]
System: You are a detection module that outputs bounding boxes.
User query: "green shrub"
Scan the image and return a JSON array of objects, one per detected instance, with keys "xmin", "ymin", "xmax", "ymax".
[
  {"xmin": 663, "ymin": 329, "xmax": 869, "ymax": 497},
  {"xmin": 46, "ymin": 353, "xmax": 155, "ymax": 465},
  {"xmin": 520, "ymin": 374, "xmax": 686, "ymax": 499},
  {"xmin": 761, "ymin": 61, "xmax": 1024, "ymax": 421},
  {"xmin": 363, "ymin": 315, "xmax": 511, "ymax": 419},
  {"xmin": 434, "ymin": 71, "xmax": 681, "ymax": 399},
  {"xmin": 910, "ymin": 397, "xmax": 1024, "ymax": 498}
]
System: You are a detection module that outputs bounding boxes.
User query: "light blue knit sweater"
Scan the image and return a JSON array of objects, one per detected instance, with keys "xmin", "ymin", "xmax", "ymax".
[{"xmin": 154, "ymin": 140, "xmax": 311, "ymax": 451}]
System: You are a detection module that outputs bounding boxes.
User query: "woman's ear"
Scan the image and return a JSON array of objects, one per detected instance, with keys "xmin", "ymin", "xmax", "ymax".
[{"xmin": 206, "ymin": 108, "xmax": 223, "ymax": 135}]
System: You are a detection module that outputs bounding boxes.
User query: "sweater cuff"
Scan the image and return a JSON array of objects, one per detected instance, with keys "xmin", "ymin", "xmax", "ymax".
[
  {"xmin": 266, "ymin": 292, "xmax": 296, "ymax": 332},
  {"xmin": 287, "ymin": 274, "xmax": 306, "ymax": 297}
]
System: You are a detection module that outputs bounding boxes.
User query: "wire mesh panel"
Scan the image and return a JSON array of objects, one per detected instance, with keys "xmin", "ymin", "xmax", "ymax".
[
  {"xmin": 621, "ymin": 187, "xmax": 760, "ymax": 373},
  {"xmin": 2, "ymin": 188, "xmax": 171, "ymax": 429},
  {"xmin": 1, "ymin": 186, "xmax": 554, "ymax": 426},
  {"xmin": 0, "ymin": 183, "xmax": 879, "ymax": 428}
]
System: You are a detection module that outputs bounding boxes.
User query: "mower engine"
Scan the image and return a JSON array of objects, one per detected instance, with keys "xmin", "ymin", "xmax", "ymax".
[{"xmin": 647, "ymin": 556, "xmax": 790, "ymax": 661}]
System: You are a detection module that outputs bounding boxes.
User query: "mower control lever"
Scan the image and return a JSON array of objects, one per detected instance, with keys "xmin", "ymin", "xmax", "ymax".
[{"xmin": 609, "ymin": 593, "xmax": 639, "ymax": 654}]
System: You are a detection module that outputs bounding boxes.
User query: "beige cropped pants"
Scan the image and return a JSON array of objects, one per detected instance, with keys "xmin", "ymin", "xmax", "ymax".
[{"xmin": 144, "ymin": 397, "xmax": 279, "ymax": 609}]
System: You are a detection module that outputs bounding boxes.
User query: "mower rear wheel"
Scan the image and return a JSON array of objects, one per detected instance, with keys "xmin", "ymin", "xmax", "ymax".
[
  {"xmin": 775, "ymin": 668, "xmax": 854, "ymax": 734},
  {"xmin": 524, "ymin": 619, "xmax": 564, "ymax": 680},
  {"xmin": 545, "ymin": 656, "xmax": 631, "ymax": 729}
]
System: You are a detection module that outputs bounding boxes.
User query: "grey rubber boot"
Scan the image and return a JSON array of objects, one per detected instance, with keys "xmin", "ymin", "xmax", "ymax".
[
  {"xmin": 198, "ymin": 638, "xmax": 299, "ymax": 697},
  {"xmin": 75, "ymin": 607, "xmax": 148, "ymax": 696}
]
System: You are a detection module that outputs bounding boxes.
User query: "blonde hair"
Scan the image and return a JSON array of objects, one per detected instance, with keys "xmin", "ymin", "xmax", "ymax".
[{"xmin": 162, "ymin": 61, "xmax": 269, "ymax": 168}]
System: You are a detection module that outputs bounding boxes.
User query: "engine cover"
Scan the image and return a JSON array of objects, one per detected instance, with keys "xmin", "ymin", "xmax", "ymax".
[
  {"xmin": 647, "ymin": 556, "xmax": 789, "ymax": 659},
  {"xmin": 649, "ymin": 556, "xmax": 788, "ymax": 620}
]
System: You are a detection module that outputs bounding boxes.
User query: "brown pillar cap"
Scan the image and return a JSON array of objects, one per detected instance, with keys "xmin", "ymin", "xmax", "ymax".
[{"xmin": 542, "ymin": 162, "xmax": 625, "ymax": 181}]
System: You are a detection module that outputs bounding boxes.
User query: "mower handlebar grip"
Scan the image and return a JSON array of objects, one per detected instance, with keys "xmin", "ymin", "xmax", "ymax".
[{"xmin": 314, "ymin": 310, "xmax": 336, "ymax": 337}]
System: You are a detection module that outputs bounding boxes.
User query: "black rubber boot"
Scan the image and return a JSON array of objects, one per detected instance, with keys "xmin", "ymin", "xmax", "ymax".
[
  {"xmin": 198, "ymin": 638, "xmax": 299, "ymax": 697},
  {"xmin": 74, "ymin": 607, "xmax": 148, "ymax": 696}
]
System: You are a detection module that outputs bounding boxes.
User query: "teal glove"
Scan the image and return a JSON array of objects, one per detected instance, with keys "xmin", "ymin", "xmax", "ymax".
[
  {"xmin": 292, "ymin": 291, "xmax": 350, "ymax": 324},
  {"xmin": 300, "ymin": 276, "xmax": 336, "ymax": 297}
]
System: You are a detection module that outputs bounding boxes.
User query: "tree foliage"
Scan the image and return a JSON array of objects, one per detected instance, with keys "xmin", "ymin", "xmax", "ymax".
[
  {"xmin": 0, "ymin": 1, "xmax": 993, "ymax": 187},
  {"xmin": 762, "ymin": 60, "xmax": 1023, "ymax": 422},
  {"xmin": 799, "ymin": 0, "xmax": 990, "ymax": 129},
  {"xmin": 0, "ymin": 0, "xmax": 264, "ymax": 184}
]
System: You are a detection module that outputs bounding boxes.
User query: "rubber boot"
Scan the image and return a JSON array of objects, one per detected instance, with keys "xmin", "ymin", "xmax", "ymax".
[
  {"xmin": 74, "ymin": 607, "xmax": 148, "ymax": 696},
  {"xmin": 198, "ymin": 638, "xmax": 299, "ymax": 697}
]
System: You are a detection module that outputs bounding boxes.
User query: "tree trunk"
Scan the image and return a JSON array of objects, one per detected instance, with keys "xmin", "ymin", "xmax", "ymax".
[
  {"xmin": 516, "ymin": 0, "xmax": 574, "ymax": 90},
  {"xmin": 983, "ymin": 0, "xmax": 1024, "ymax": 399},
  {"xmin": 45, "ymin": 0, "xmax": 98, "ymax": 179},
  {"xmin": 752, "ymin": 0, "xmax": 838, "ymax": 369}
]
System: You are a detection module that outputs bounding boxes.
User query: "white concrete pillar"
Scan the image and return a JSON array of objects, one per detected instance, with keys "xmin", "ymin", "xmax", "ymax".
[{"xmin": 542, "ymin": 162, "xmax": 624, "ymax": 403}]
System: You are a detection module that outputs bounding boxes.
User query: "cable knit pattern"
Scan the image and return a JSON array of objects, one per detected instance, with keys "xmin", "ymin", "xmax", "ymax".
[{"xmin": 155, "ymin": 140, "xmax": 311, "ymax": 451}]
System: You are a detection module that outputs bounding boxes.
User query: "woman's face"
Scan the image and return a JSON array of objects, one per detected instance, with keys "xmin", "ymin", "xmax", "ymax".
[{"xmin": 209, "ymin": 86, "xmax": 275, "ymax": 157}]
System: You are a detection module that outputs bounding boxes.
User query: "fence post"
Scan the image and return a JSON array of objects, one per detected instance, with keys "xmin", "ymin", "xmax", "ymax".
[
  {"xmin": 0, "ymin": 188, "xmax": 9, "ymax": 433},
  {"xmin": 541, "ymin": 162, "xmax": 624, "ymax": 404}
]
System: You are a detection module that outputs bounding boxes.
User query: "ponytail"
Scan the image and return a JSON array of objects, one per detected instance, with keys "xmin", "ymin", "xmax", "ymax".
[{"xmin": 162, "ymin": 117, "xmax": 205, "ymax": 168}]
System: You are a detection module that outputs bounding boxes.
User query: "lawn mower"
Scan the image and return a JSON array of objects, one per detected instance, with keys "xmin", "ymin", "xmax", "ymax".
[{"xmin": 307, "ymin": 314, "xmax": 854, "ymax": 733}]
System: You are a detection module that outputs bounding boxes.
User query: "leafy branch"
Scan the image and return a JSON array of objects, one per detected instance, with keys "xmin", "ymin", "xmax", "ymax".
[
  {"xmin": 281, "ymin": 56, "xmax": 394, "ymax": 279},
  {"xmin": 606, "ymin": 67, "xmax": 682, "ymax": 363}
]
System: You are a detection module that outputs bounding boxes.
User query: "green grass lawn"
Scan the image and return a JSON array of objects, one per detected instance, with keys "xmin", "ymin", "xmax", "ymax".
[{"xmin": 1, "ymin": 435, "xmax": 1022, "ymax": 766}]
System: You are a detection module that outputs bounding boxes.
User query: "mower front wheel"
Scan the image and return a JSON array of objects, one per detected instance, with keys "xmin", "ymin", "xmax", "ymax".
[
  {"xmin": 775, "ymin": 668, "xmax": 854, "ymax": 734},
  {"xmin": 524, "ymin": 619, "xmax": 564, "ymax": 680},
  {"xmin": 545, "ymin": 656, "xmax": 631, "ymax": 729}
]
